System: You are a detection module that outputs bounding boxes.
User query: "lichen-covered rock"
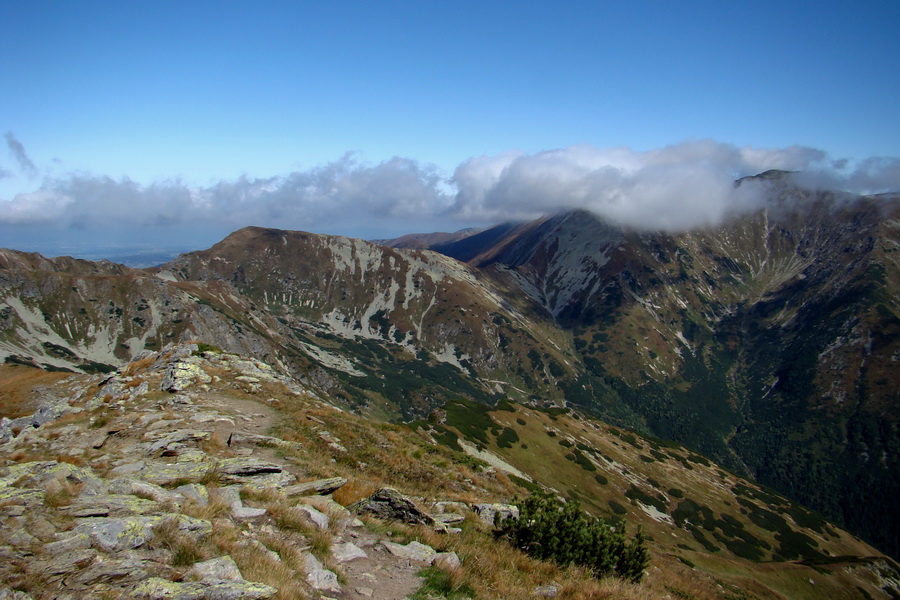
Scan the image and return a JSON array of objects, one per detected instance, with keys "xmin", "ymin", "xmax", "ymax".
[
  {"xmin": 349, "ymin": 488, "xmax": 434, "ymax": 525},
  {"xmin": 109, "ymin": 478, "xmax": 183, "ymax": 505},
  {"xmin": 160, "ymin": 358, "xmax": 211, "ymax": 392},
  {"xmin": 60, "ymin": 493, "xmax": 159, "ymax": 517},
  {"xmin": 174, "ymin": 483, "xmax": 209, "ymax": 506},
  {"xmin": 73, "ymin": 514, "xmax": 211, "ymax": 552},
  {"xmin": 0, "ymin": 461, "xmax": 108, "ymax": 497},
  {"xmin": 131, "ymin": 576, "xmax": 277, "ymax": 600}
]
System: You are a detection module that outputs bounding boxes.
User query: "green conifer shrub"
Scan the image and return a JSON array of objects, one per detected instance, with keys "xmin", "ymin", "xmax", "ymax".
[{"xmin": 497, "ymin": 490, "xmax": 650, "ymax": 583}]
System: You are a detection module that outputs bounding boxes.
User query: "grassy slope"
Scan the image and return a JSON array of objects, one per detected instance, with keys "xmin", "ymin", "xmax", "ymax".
[{"xmin": 422, "ymin": 399, "xmax": 897, "ymax": 600}]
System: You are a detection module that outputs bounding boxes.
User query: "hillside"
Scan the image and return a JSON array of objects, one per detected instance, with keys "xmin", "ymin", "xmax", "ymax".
[
  {"xmin": 0, "ymin": 178, "xmax": 898, "ymax": 562},
  {"xmin": 1, "ymin": 344, "xmax": 897, "ymax": 600},
  {"xmin": 427, "ymin": 186, "xmax": 900, "ymax": 558}
]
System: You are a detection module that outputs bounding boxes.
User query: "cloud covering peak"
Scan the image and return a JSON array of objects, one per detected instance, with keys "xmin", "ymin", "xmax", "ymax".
[{"xmin": 2, "ymin": 139, "xmax": 898, "ymax": 243}]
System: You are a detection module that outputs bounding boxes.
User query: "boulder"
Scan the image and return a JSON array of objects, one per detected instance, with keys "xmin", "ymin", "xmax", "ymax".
[
  {"xmin": 472, "ymin": 503, "xmax": 519, "ymax": 526},
  {"xmin": 381, "ymin": 541, "xmax": 437, "ymax": 563},
  {"xmin": 349, "ymin": 488, "xmax": 434, "ymax": 525},
  {"xmin": 302, "ymin": 552, "xmax": 341, "ymax": 593},
  {"xmin": 433, "ymin": 551, "xmax": 461, "ymax": 571},
  {"xmin": 330, "ymin": 542, "xmax": 367, "ymax": 563}
]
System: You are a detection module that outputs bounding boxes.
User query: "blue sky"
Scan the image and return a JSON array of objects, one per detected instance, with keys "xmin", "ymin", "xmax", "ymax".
[{"xmin": 2, "ymin": 1, "xmax": 899, "ymax": 258}]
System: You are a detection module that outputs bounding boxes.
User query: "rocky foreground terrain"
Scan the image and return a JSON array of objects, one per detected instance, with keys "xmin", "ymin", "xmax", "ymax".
[{"xmin": 0, "ymin": 343, "xmax": 523, "ymax": 600}]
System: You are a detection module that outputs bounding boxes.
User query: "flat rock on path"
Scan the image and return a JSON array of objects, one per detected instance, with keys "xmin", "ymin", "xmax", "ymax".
[{"xmin": 333, "ymin": 528, "xmax": 433, "ymax": 600}]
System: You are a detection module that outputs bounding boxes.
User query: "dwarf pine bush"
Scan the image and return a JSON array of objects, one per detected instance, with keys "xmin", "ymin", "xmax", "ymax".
[{"xmin": 497, "ymin": 490, "xmax": 650, "ymax": 583}]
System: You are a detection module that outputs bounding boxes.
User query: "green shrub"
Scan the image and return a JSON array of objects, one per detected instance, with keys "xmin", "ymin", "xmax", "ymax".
[{"xmin": 497, "ymin": 490, "xmax": 650, "ymax": 583}]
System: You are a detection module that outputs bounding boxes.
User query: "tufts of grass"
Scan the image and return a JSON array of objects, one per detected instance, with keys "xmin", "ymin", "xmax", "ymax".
[
  {"xmin": 149, "ymin": 517, "xmax": 211, "ymax": 567},
  {"xmin": 411, "ymin": 566, "xmax": 474, "ymax": 600}
]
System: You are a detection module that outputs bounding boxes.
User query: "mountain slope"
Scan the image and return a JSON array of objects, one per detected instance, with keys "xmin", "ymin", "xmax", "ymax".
[
  {"xmin": 429, "ymin": 186, "xmax": 900, "ymax": 558},
  {"xmin": 1, "ymin": 180, "xmax": 898, "ymax": 560}
]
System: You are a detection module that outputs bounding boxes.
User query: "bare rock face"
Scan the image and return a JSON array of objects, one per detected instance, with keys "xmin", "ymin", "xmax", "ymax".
[{"xmin": 349, "ymin": 488, "xmax": 435, "ymax": 525}]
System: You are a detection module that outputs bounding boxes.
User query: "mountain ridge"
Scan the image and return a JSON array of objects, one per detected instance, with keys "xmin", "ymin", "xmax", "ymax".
[{"xmin": 1, "ymin": 183, "xmax": 898, "ymax": 561}]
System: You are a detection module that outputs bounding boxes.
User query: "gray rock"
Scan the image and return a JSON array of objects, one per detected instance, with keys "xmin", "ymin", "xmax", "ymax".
[
  {"xmin": 187, "ymin": 556, "xmax": 243, "ymax": 582},
  {"xmin": 349, "ymin": 488, "xmax": 434, "ymax": 525},
  {"xmin": 44, "ymin": 533, "xmax": 92, "ymax": 555},
  {"xmin": 232, "ymin": 506, "xmax": 267, "ymax": 520},
  {"xmin": 303, "ymin": 552, "xmax": 341, "ymax": 592},
  {"xmin": 534, "ymin": 583, "xmax": 560, "ymax": 597},
  {"xmin": 160, "ymin": 358, "xmax": 211, "ymax": 392},
  {"xmin": 60, "ymin": 493, "xmax": 159, "ymax": 517},
  {"xmin": 138, "ymin": 450, "xmax": 215, "ymax": 486},
  {"xmin": 109, "ymin": 478, "xmax": 182, "ymax": 505},
  {"xmin": 0, "ymin": 461, "xmax": 108, "ymax": 497},
  {"xmin": 216, "ymin": 457, "xmax": 295, "ymax": 487},
  {"xmin": 214, "ymin": 486, "xmax": 244, "ymax": 508},
  {"xmin": 74, "ymin": 558, "xmax": 149, "ymax": 586},
  {"xmin": 73, "ymin": 514, "xmax": 211, "ymax": 553},
  {"xmin": 0, "ymin": 588, "xmax": 34, "ymax": 600},
  {"xmin": 108, "ymin": 461, "xmax": 146, "ymax": 477},
  {"xmin": 433, "ymin": 551, "xmax": 461, "ymax": 571},
  {"xmin": 298, "ymin": 505, "xmax": 330, "ymax": 530},
  {"xmin": 7, "ymin": 530, "xmax": 37, "ymax": 549},
  {"xmin": 433, "ymin": 512, "xmax": 465, "ymax": 525},
  {"xmin": 226, "ymin": 433, "xmax": 302, "ymax": 454},
  {"xmin": 174, "ymin": 483, "xmax": 209, "ymax": 506},
  {"xmin": 330, "ymin": 542, "xmax": 367, "ymax": 563},
  {"xmin": 131, "ymin": 577, "xmax": 277, "ymax": 600},
  {"xmin": 434, "ymin": 501, "xmax": 468, "ymax": 514},
  {"xmin": 30, "ymin": 549, "xmax": 98, "ymax": 576},
  {"xmin": 282, "ymin": 477, "xmax": 347, "ymax": 496},
  {"xmin": 473, "ymin": 503, "xmax": 519, "ymax": 526},
  {"xmin": 381, "ymin": 541, "xmax": 437, "ymax": 563}
]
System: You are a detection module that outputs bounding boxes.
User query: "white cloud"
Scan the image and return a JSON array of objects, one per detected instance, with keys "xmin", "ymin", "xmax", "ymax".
[
  {"xmin": 0, "ymin": 140, "xmax": 897, "ymax": 240},
  {"xmin": 448, "ymin": 140, "xmax": 898, "ymax": 231}
]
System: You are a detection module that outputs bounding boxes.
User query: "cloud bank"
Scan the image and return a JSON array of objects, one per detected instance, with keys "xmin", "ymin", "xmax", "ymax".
[{"xmin": 2, "ymin": 139, "xmax": 899, "ymax": 240}]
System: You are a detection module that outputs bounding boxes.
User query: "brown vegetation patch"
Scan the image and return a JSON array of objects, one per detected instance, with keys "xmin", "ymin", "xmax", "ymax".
[{"xmin": 0, "ymin": 364, "xmax": 74, "ymax": 418}]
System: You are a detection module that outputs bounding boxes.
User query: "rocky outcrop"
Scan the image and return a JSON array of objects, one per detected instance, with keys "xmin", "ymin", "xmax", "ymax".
[
  {"xmin": 0, "ymin": 345, "xmax": 490, "ymax": 600},
  {"xmin": 349, "ymin": 488, "xmax": 435, "ymax": 525}
]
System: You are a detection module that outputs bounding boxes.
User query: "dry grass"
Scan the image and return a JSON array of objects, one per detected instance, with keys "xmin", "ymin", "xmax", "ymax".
[
  {"xmin": 180, "ymin": 496, "xmax": 233, "ymax": 522},
  {"xmin": 199, "ymin": 431, "xmax": 233, "ymax": 457},
  {"xmin": 331, "ymin": 479, "xmax": 379, "ymax": 507},
  {"xmin": 149, "ymin": 517, "xmax": 213, "ymax": 568},
  {"xmin": 210, "ymin": 522, "xmax": 310, "ymax": 600},
  {"xmin": 55, "ymin": 454, "xmax": 86, "ymax": 467},
  {"xmin": 0, "ymin": 364, "xmax": 73, "ymax": 418},
  {"xmin": 122, "ymin": 354, "xmax": 156, "ymax": 377}
]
